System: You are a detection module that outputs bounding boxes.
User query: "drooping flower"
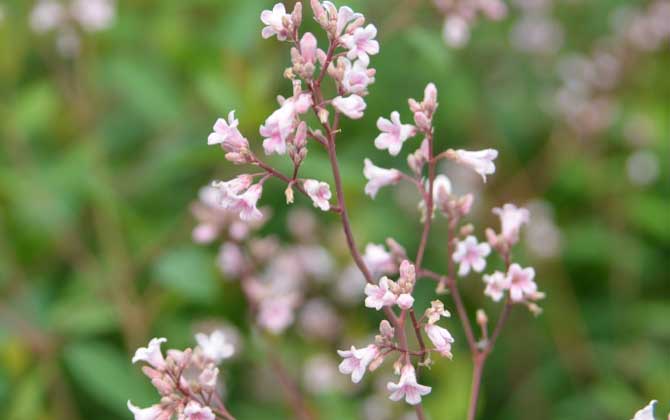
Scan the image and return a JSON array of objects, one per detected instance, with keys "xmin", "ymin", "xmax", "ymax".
[
  {"xmin": 424, "ymin": 324, "xmax": 455, "ymax": 358},
  {"xmin": 363, "ymin": 159, "xmax": 401, "ymax": 198},
  {"xmin": 342, "ymin": 24, "xmax": 380, "ymax": 63},
  {"xmin": 362, "ymin": 243, "xmax": 396, "ymax": 276},
  {"xmin": 482, "ymin": 271, "xmax": 510, "ymax": 302},
  {"xmin": 492, "ymin": 204, "xmax": 530, "ymax": 246},
  {"xmin": 304, "ymin": 179, "xmax": 332, "ymax": 211},
  {"xmin": 387, "ymin": 365, "xmax": 432, "ymax": 405},
  {"xmin": 452, "ymin": 236, "xmax": 491, "ymax": 276},
  {"xmin": 337, "ymin": 344, "xmax": 379, "ymax": 383},
  {"xmin": 333, "ymin": 95, "xmax": 366, "ymax": 119},
  {"xmin": 195, "ymin": 330, "xmax": 235, "ymax": 364},
  {"xmin": 261, "ymin": 3, "xmax": 291, "ymax": 40},
  {"xmin": 341, "ymin": 58, "xmax": 375, "ymax": 94},
  {"xmin": 182, "ymin": 401, "xmax": 215, "ymax": 420},
  {"xmin": 127, "ymin": 401, "xmax": 171, "ymax": 420},
  {"xmin": 374, "ymin": 112, "xmax": 416, "ymax": 156},
  {"xmin": 364, "ymin": 277, "xmax": 397, "ymax": 310},
  {"xmin": 229, "ymin": 184, "xmax": 264, "ymax": 221},
  {"xmin": 132, "ymin": 338, "xmax": 167, "ymax": 370},
  {"xmin": 631, "ymin": 400, "xmax": 658, "ymax": 420},
  {"xmin": 449, "ymin": 149, "xmax": 498, "ymax": 182},
  {"xmin": 507, "ymin": 263, "xmax": 537, "ymax": 302}
]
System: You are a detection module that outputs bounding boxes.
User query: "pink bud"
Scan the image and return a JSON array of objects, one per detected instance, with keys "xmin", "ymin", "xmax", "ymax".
[{"xmin": 300, "ymin": 32, "xmax": 317, "ymax": 63}]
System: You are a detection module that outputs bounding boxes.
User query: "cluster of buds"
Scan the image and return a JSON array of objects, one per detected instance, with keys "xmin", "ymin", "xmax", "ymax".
[
  {"xmin": 364, "ymin": 260, "xmax": 416, "ymax": 311},
  {"xmin": 128, "ymin": 332, "xmax": 235, "ymax": 420},
  {"xmin": 433, "ymin": 0, "xmax": 508, "ymax": 48}
]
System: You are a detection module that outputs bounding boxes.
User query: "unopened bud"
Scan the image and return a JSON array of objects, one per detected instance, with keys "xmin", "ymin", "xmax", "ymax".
[
  {"xmin": 379, "ymin": 320, "xmax": 394, "ymax": 338},
  {"xmin": 460, "ymin": 223, "xmax": 474, "ymax": 237},
  {"xmin": 285, "ymin": 185, "xmax": 295, "ymax": 204},
  {"xmin": 291, "ymin": 2, "xmax": 303, "ymax": 28},
  {"xmin": 318, "ymin": 108, "xmax": 329, "ymax": 124},
  {"xmin": 476, "ymin": 309, "xmax": 488, "ymax": 326}
]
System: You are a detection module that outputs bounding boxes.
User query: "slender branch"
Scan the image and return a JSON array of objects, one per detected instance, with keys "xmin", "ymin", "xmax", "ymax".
[
  {"xmin": 415, "ymin": 131, "xmax": 435, "ymax": 269},
  {"xmin": 409, "ymin": 309, "xmax": 428, "ymax": 370},
  {"xmin": 268, "ymin": 352, "xmax": 315, "ymax": 420},
  {"xmin": 467, "ymin": 354, "xmax": 486, "ymax": 420}
]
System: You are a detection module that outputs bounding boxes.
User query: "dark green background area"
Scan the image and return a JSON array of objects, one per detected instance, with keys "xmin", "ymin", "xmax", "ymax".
[{"xmin": 0, "ymin": 0, "xmax": 668, "ymax": 419}]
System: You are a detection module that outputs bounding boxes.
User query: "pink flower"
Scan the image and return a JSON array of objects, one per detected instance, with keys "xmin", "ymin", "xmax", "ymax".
[
  {"xmin": 387, "ymin": 365, "xmax": 431, "ymax": 405},
  {"xmin": 257, "ymin": 295, "xmax": 298, "ymax": 333},
  {"xmin": 332, "ymin": 95, "xmax": 366, "ymax": 119},
  {"xmin": 443, "ymin": 16, "xmax": 470, "ymax": 48},
  {"xmin": 71, "ymin": 0, "xmax": 116, "ymax": 32},
  {"xmin": 217, "ymin": 242, "xmax": 246, "ymax": 277},
  {"xmin": 261, "ymin": 3, "xmax": 290, "ymax": 40},
  {"xmin": 507, "ymin": 263, "xmax": 537, "ymax": 302},
  {"xmin": 211, "ymin": 175, "xmax": 253, "ymax": 208},
  {"xmin": 198, "ymin": 366, "xmax": 219, "ymax": 390},
  {"xmin": 195, "ymin": 330, "xmax": 234, "ymax": 364},
  {"xmin": 364, "ymin": 277, "xmax": 397, "ymax": 310},
  {"xmin": 396, "ymin": 293, "xmax": 415, "ymax": 310},
  {"xmin": 492, "ymin": 203, "xmax": 530, "ymax": 245},
  {"xmin": 424, "ymin": 324, "xmax": 455, "ymax": 358},
  {"xmin": 304, "ymin": 179, "xmax": 332, "ymax": 211},
  {"xmin": 229, "ymin": 184, "xmax": 263, "ymax": 221},
  {"xmin": 331, "ymin": 3, "xmax": 361, "ymax": 35},
  {"xmin": 183, "ymin": 401, "xmax": 215, "ymax": 420},
  {"xmin": 30, "ymin": 0, "xmax": 65, "ymax": 33},
  {"xmin": 363, "ymin": 159, "xmax": 401, "ymax": 198},
  {"xmin": 452, "ymin": 236, "xmax": 491, "ymax": 276},
  {"xmin": 483, "ymin": 271, "xmax": 510, "ymax": 302},
  {"xmin": 631, "ymin": 400, "xmax": 657, "ymax": 420},
  {"xmin": 260, "ymin": 104, "xmax": 294, "ymax": 155},
  {"xmin": 342, "ymin": 24, "xmax": 380, "ymax": 63},
  {"xmin": 374, "ymin": 112, "xmax": 416, "ymax": 156},
  {"xmin": 363, "ymin": 243, "xmax": 396, "ymax": 276},
  {"xmin": 127, "ymin": 401, "xmax": 171, "ymax": 420},
  {"xmin": 337, "ymin": 344, "xmax": 379, "ymax": 383},
  {"xmin": 132, "ymin": 338, "xmax": 167, "ymax": 370},
  {"xmin": 341, "ymin": 58, "xmax": 374, "ymax": 94},
  {"xmin": 208, "ymin": 112, "xmax": 250, "ymax": 162},
  {"xmin": 450, "ymin": 149, "xmax": 498, "ymax": 182},
  {"xmin": 299, "ymin": 32, "xmax": 317, "ymax": 63}
]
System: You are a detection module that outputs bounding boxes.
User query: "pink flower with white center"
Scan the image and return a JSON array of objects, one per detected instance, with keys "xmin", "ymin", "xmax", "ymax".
[
  {"xmin": 341, "ymin": 58, "xmax": 374, "ymax": 94},
  {"xmin": 299, "ymin": 32, "xmax": 317, "ymax": 63},
  {"xmin": 482, "ymin": 271, "xmax": 510, "ymax": 302},
  {"xmin": 208, "ymin": 111, "xmax": 250, "ymax": 157},
  {"xmin": 304, "ymin": 179, "xmax": 332, "ymax": 211},
  {"xmin": 425, "ymin": 323, "xmax": 455, "ymax": 358},
  {"xmin": 260, "ymin": 104, "xmax": 294, "ymax": 155},
  {"xmin": 70, "ymin": 0, "xmax": 116, "ymax": 32},
  {"xmin": 450, "ymin": 149, "xmax": 498, "ymax": 182},
  {"xmin": 374, "ymin": 112, "xmax": 416, "ymax": 156},
  {"xmin": 229, "ymin": 184, "xmax": 263, "ymax": 221},
  {"xmin": 127, "ymin": 401, "xmax": 171, "ymax": 420},
  {"xmin": 332, "ymin": 95, "xmax": 366, "ymax": 119},
  {"xmin": 183, "ymin": 401, "xmax": 215, "ymax": 420},
  {"xmin": 507, "ymin": 263, "xmax": 537, "ymax": 302},
  {"xmin": 260, "ymin": 3, "xmax": 290, "ymax": 40},
  {"xmin": 363, "ymin": 243, "xmax": 396, "ymax": 276},
  {"xmin": 452, "ymin": 235, "xmax": 491, "ymax": 276},
  {"xmin": 132, "ymin": 338, "xmax": 167, "ymax": 370},
  {"xmin": 396, "ymin": 293, "xmax": 415, "ymax": 310},
  {"xmin": 363, "ymin": 159, "xmax": 401, "ymax": 198},
  {"xmin": 493, "ymin": 203, "xmax": 530, "ymax": 245},
  {"xmin": 195, "ymin": 330, "xmax": 234, "ymax": 364},
  {"xmin": 387, "ymin": 365, "xmax": 432, "ymax": 405},
  {"xmin": 257, "ymin": 294, "xmax": 298, "ymax": 333},
  {"xmin": 342, "ymin": 24, "xmax": 380, "ymax": 63},
  {"xmin": 337, "ymin": 344, "xmax": 379, "ymax": 383},
  {"xmin": 631, "ymin": 400, "xmax": 657, "ymax": 420},
  {"xmin": 364, "ymin": 277, "xmax": 397, "ymax": 310}
]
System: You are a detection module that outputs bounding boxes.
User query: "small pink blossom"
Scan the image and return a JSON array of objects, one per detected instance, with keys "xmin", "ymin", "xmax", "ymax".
[
  {"xmin": 299, "ymin": 32, "xmax": 317, "ymax": 63},
  {"xmin": 304, "ymin": 179, "xmax": 332, "ymax": 211},
  {"xmin": 257, "ymin": 294, "xmax": 298, "ymax": 333},
  {"xmin": 198, "ymin": 366, "xmax": 219, "ymax": 390},
  {"xmin": 127, "ymin": 401, "xmax": 171, "ymax": 420},
  {"xmin": 341, "ymin": 58, "xmax": 375, "ymax": 94},
  {"xmin": 183, "ymin": 401, "xmax": 215, "ymax": 420},
  {"xmin": 443, "ymin": 16, "xmax": 470, "ymax": 48},
  {"xmin": 229, "ymin": 184, "xmax": 264, "ymax": 221},
  {"xmin": 333, "ymin": 95, "xmax": 366, "ymax": 119},
  {"xmin": 364, "ymin": 277, "xmax": 397, "ymax": 310},
  {"xmin": 425, "ymin": 323, "xmax": 455, "ymax": 358},
  {"xmin": 482, "ymin": 271, "xmax": 510, "ymax": 302},
  {"xmin": 374, "ymin": 112, "xmax": 416, "ymax": 156},
  {"xmin": 631, "ymin": 400, "xmax": 658, "ymax": 420},
  {"xmin": 211, "ymin": 175, "xmax": 253, "ymax": 208},
  {"xmin": 261, "ymin": 3, "xmax": 291, "ymax": 40},
  {"xmin": 387, "ymin": 365, "xmax": 432, "ymax": 405},
  {"xmin": 342, "ymin": 24, "xmax": 380, "ymax": 63},
  {"xmin": 363, "ymin": 243, "xmax": 396, "ymax": 276},
  {"xmin": 507, "ymin": 263, "xmax": 537, "ymax": 302},
  {"xmin": 217, "ymin": 242, "xmax": 246, "ymax": 278},
  {"xmin": 363, "ymin": 159, "xmax": 401, "ymax": 198},
  {"xmin": 132, "ymin": 338, "xmax": 167, "ymax": 370},
  {"xmin": 337, "ymin": 344, "xmax": 379, "ymax": 383},
  {"xmin": 195, "ymin": 330, "xmax": 234, "ymax": 364},
  {"xmin": 332, "ymin": 3, "xmax": 361, "ymax": 35},
  {"xmin": 396, "ymin": 293, "xmax": 415, "ymax": 310},
  {"xmin": 260, "ymin": 104, "xmax": 294, "ymax": 155},
  {"xmin": 70, "ymin": 0, "xmax": 116, "ymax": 32},
  {"xmin": 208, "ymin": 111, "xmax": 250, "ymax": 162},
  {"xmin": 452, "ymin": 236, "xmax": 491, "ymax": 276},
  {"xmin": 449, "ymin": 149, "xmax": 498, "ymax": 182},
  {"xmin": 492, "ymin": 203, "xmax": 530, "ymax": 245}
]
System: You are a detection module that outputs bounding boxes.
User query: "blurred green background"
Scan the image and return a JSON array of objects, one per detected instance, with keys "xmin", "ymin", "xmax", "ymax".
[{"xmin": 0, "ymin": 0, "xmax": 668, "ymax": 419}]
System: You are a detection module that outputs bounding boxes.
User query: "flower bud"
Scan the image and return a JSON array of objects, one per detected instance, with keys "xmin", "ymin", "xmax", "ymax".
[
  {"xmin": 291, "ymin": 2, "xmax": 303, "ymax": 28},
  {"xmin": 476, "ymin": 309, "xmax": 488, "ymax": 326},
  {"xmin": 379, "ymin": 320, "xmax": 394, "ymax": 338},
  {"xmin": 285, "ymin": 185, "xmax": 295, "ymax": 204}
]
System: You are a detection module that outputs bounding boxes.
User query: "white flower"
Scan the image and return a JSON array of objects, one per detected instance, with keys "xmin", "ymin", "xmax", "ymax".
[
  {"xmin": 195, "ymin": 330, "xmax": 234, "ymax": 364},
  {"xmin": 364, "ymin": 277, "xmax": 397, "ymax": 310},
  {"xmin": 183, "ymin": 401, "xmax": 215, "ymax": 420},
  {"xmin": 451, "ymin": 149, "xmax": 498, "ymax": 182},
  {"xmin": 483, "ymin": 271, "xmax": 510, "ymax": 302},
  {"xmin": 337, "ymin": 344, "xmax": 379, "ymax": 383},
  {"xmin": 362, "ymin": 243, "xmax": 396, "ymax": 276},
  {"xmin": 132, "ymin": 338, "xmax": 167, "ymax": 370},
  {"xmin": 260, "ymin": 3, "xmax": 290, "ymax": 40},
  {"xmin": 507, "ymin": 263, "xmax": 537, "ymax": 302},
  {"xmin": 493, "ymin": 203, "xmax": 530, "ymax": 245},
  {"xmin": 374, "ymin": 112, "xmax": 416, "ymax": 156},
  {"xmin": 631, "ymin": 400, "xmax": 658, "ymax": 420},
  {"xmin": 342, "ymin": 24, "xmax": 380, "ymax": 63},
  {"xmin": 333, "ymin": 95, "xmax": 366, "ymax": 119},
  {"xmin": 304, "ymin": 179, "xmax": 332, "ymax": 211},
  {"xmin": 452, "ymin": 236, "xmax": 491, "ymax": 276},
  {"xmin": 363, "ymin": 159, "xmax": 401, "ymax": 198},
  {"xmin": 387, "ymin": 365, "xmax": 431, "ymax": 405},
  {"xmin": 424, "ymin": 324, "xmax": 455, "ymax": 358},
  {"xmin": 127, "ymin": 401, "xmax": 169, "ymax": 420}
]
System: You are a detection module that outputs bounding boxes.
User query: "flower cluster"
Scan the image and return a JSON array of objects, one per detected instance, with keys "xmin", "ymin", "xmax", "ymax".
[
  {"xmin": 433, "ymin": 0, "xmax": 508, "ymax": 47},
  {"xmin": 128, "ymin": 332, "xmax": 235, "ymax": 420},
  {"xmin": 30, "ymin": 0, "xmax": 116, "ymax": 56}
]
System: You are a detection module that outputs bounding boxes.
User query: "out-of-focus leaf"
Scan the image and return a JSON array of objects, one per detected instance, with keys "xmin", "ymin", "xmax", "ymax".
[
  {"xmin": 153, "ymin": 245, "xmax": 219, "ymax": 303},
  {"xmin": 7, "ymin": 370, "xmax": 45, "ymax": 420},
  {"xmin": 627, "ymin": 195, "xmax": 670, "ymax": 243}
]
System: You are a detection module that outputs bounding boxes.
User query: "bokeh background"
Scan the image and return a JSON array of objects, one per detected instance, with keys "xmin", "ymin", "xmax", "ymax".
[{"xmin": 0, "ymin": 0, "xmax": 668, "ymax": 419}]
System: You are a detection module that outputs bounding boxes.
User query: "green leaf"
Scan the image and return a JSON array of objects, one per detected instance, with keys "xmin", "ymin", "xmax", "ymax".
[{"xmin": 153, "ymin": 245, "xmax": 219, "ymax": 303}]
